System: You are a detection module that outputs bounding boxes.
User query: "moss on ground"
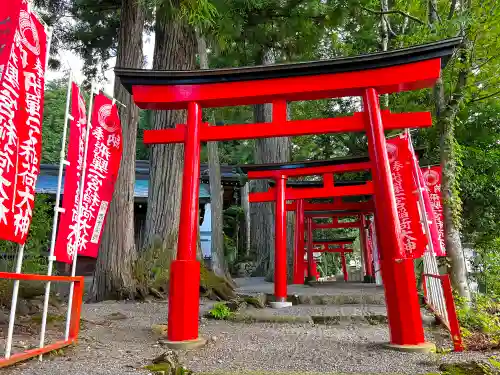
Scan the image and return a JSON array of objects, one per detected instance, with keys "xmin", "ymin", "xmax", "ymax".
[
  {"xmin": 197, "ymin": 372, "xmax": 406, "ymax": 375},
  {"xmin": 228, "ymin": 313, "xmax": 312, "ymax": 324},
  {"xmin": 30, "ymin": 313, "xmax": 65, "ymax": 324},
  {"xmin": 200, "ymin": 264, "xmax": 237, "ymax": 301}
]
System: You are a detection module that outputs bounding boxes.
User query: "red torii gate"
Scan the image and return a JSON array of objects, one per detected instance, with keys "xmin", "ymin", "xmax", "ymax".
[
  {"xmin": 309, "ymin": 239, "xmax": 355, "ymax": 282},
  {"xmin": 246, "ymin": 160, "xmax": 372, "ymax": 306},
  {"xmin": 115, "ymin": 37, "xmax": 459, "ymax": 351},
  {"xmin": 300, "ymin": 204, "xmax": 375, "ymax": 284}
]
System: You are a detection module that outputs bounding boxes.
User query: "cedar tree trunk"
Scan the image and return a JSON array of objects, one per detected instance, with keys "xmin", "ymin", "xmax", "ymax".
[
  {"xmin": 251, "ymin": 49, "xmax": 292, "ymax": 281},
  {"xmin": 90, "ymin": 0, "xmax": 145, "ymax": 301},
  {"xmin": 142, "ymin": 5, "xmax": 197, "ymax": 263}
]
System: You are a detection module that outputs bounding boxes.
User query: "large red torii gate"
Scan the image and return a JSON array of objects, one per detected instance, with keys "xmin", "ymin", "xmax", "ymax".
[{"xmin": 115, "ymin": 38, "xmax": 459, "ymax": 351}]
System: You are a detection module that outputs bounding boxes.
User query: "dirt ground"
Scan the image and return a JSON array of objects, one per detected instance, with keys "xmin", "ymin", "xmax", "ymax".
[{"xmin": 1, "ymin": 299, "xmax": 498, "ymax": 375}]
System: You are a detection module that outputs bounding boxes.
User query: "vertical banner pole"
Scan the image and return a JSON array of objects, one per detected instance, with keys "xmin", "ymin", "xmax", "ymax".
[
  {"xmin": 44, "ymin": 27, "xmax": 53, "ymax": 71},
  {"xmin": 5, "ymin": 244, "xmax": 25, "ymax": 359},
  {"xmin": 4, "ymin": 12, "xmax": 53, "ymax": 361},
  {"xmin": 64, "ymin": 83, "xmax": 95, "ymax": 340},
  {"xmin": 407, "ymin": 131, "xmax": 446, "ymax": 320},
  {"xmin": 39, "ymin": 71, "xmax": 73, "ymax": 357},
  {"xmin": 371, "ymin": 220, "xmax": 382, "ymax": 285}
]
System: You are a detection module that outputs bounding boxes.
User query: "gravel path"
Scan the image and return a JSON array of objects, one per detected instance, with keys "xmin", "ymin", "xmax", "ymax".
[
  {"xmin": 2, "ymin": 300, "xmax": 498, "ymax": 375},
  {"xmin": 235, "ymin": 277, "xmax": 385, "ymax": 297}
]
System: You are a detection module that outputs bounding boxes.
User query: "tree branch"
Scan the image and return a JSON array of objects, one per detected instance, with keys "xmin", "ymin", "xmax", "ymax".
[
  {"xmin": 360, "ymin": 6, "xmax": 425, "ymax": 25},
  {"xmin": 448, "ymin": 0, "xmax": 458, "ymax": 19},
  {"xmin": 468, "ymin": 90, "xmax": 500, "ymax": 104}
]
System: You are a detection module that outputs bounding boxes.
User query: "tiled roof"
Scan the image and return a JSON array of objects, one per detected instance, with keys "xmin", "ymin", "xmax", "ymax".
[{"xmin": 35, "ymin": 173, "xmax": 210, "ymax": 200}]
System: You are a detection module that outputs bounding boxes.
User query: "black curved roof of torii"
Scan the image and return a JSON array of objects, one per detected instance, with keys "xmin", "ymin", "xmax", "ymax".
[{"xmin": 115, "ymin": 38, "xmax": 461, "ymax": 91}]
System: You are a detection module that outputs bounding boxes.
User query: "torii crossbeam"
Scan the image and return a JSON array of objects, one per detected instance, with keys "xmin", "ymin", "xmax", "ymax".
[{"xmin": 116, "ymin": 37, "xmax": 460, "ymax": 351}]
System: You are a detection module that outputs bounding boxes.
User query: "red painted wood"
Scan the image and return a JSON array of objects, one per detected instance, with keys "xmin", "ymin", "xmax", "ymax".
[
  {"xmin": 286, "ymin": 183, "xmax": 373, "ymax": 201},
  {"xmin": 310, "ymin": 247, "xmax": 353, "ymax": 254},
  {"xmin": 360, "ymin": 216, "xmax": 374, "ymax": 278},
  {"xmin": 422, "ymin": 274, "xmax": 463, "ymax": 352},
  {"xmin": 249, "ymin": 183, "xmax": 374, "ymax": 203},
  {"xmin": 144, "ymin": 111, "xmax": 432, "ymax": 144},
  {"xmin": 341, "ymin": 253, "xmax": 348, "ymax": 282},
  {"xmin": 293, "ymin": 199, "xmax": 305, "ymax": 284},
  {"xmin": 167, "ymin": 102, "xmax": 202, "ymax": 343},
  {"xmin": 313, "ymin": 240, "xmax": 354, "ymax": 246},
  {"xmin": 287, "ymin": 201, "xmax": 374, "ymax": 212},
  {"xmin": 0, "ymin": 272, "xmax": 82, "ymax": 282},
  {"xmin": 312, "ymin": 221, "xmax": 361, "ymax": 229},
  {"xmin": 176, "ymin": 102, "xmax": 202, "ymax": 260},
  {"xmin": 167, "ymin": 260, "xmax": 200, "ymax": 341},
  {"xmin": 0, "ymin": 272, "xmax": 84, "ymax": 367},
  {"xmin": 363, "ymin": 88, "xmax": 425, "ymax": 346},
  {"xmin": 132, "ymin": 59, "xmax": 441, "ymax": 110},
  {"xmin": 247, "ymin": 160, "xmax": 372, "ymax": 179},
  {"xmin": 0, "ymin": 340, "xmax": 75, "ymax": 368},
  {"xmin": 275, "ymin": 175, "xmax": 287, "ymax": 300}
]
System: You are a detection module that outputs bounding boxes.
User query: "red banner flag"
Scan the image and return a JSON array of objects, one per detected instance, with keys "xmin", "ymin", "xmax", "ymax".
[
  {"xmin": 386, "ymin": 134, "xmax": 427, "ymax": 259},
  {"xmin": 54, "ymin": 83, "xmax": 87, "ymax": 263},
  {"xmin": 55, "ymin": 92, "xmax": 122, "ymax": 263},
  {"xmin": 0, "ymin": 0, "xmax": 22, "ymax": 75},
  {"xmin": 0, "ymin": 2, "xmax": 47, "ymax": 244},
  {"xmin": 422, "ymin": 166, "xmax": 446, "ymax": 255}
]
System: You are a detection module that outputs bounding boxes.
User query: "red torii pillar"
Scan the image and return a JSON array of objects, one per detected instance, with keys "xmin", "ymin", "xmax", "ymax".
[
  {"xmin": 363, "ymin": 89, "xmax": 426, "ymax": 349},
  {"xmin": 341, "ymin": 251, "xmax": 348, "ymax": 282},
  {"xmin": 305, "ymin": 217, "xmax": 315, "ymax": 283},
  {"xmin": 361, "ymin": 215, "xmax": 375, "ymax": 283},
  {"xmin": 115, "ymin": 39, "xmax": 459, "ymax": 349},
  {"xmin": 293, "ymin": 199, "xmax": 305, "ymax": 284}
]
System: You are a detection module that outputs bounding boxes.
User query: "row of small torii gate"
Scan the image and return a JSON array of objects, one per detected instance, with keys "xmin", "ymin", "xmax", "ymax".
[
  {"xmin": 115, "ymin": 37, "xmax": 462, "ymax": 351},
  {"xmin": 245, "ymin": 159, "xmax": 378, "ymax": 287}
]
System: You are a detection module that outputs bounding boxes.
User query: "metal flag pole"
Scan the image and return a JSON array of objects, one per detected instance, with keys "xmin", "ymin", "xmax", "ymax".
[
  {"xmin": 5, "ymin": 15, "xmax": 54, "ymax": 361},
  {"xmin": 38, "ymin": 71, "xmax": 73, "ymax": 359},
  {"xmin": 406, "ymin": 130, "xmax": 446, "ymax": 318},
  {"xmin": 64, "ymin": 82, "xmax": 95, "ymax": 340},
  {"xmin": 370, "ymin": 220, "xmax": 382, "ymax": 285},
  {"xmin": 4, "ymin": 244, "xmax": 25, "ymax": 359}
]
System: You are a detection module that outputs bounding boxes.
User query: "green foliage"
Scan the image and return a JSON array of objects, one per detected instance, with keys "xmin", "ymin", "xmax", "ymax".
[
  {"xmin": 474, "ymin": 244, "xmax": 500, "ymax": 296},
  {"xmin": 456, "ymin": 294, "xmax": 500, "ymax": 350},
  {"xmin": 41, "ymin": 79, "xmax": 68, "ymax": 164},
  {"xmin": 208, "ymin": 302, "xmax": 233, "ymax": 320},
  {"xmin": 222, "ymin": 205, "xmax": 244, "ymax": 265},
  {"xmin": 0, "ymin": 194, "xmax": 53, "ymax": 274}
]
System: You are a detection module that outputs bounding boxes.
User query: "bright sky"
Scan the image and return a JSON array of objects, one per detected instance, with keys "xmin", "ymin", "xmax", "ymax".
[{"xmin": 46, "ymin": 33, "xmax": 155, "ymax": 97}]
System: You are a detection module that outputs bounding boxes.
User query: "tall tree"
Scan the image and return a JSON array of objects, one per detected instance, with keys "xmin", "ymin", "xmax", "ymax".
[
  {"xmin": 357, "ymin": 0, "xmax": 500, "ymax": 299},
  {"xmin": 141, "ymin": 2, "xmax": 198, "ymax": 265},
  {"xmin": 196, "ymin": 31, "xmax": 227, "ymax": 277},
  {"xmin": 429, "ymin": 0, "xmax": 471, "ymax": 300},
  {"xmin": 91, "ymin": 0, "xmax": 146, "ymax": 301},
  {"xmin": 251, "ymin": 48, "xmax": 292, "ymax": 280},
  {"xmin": 35, "ymin": 0, "xmax": 144, "ymax": 300}
]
